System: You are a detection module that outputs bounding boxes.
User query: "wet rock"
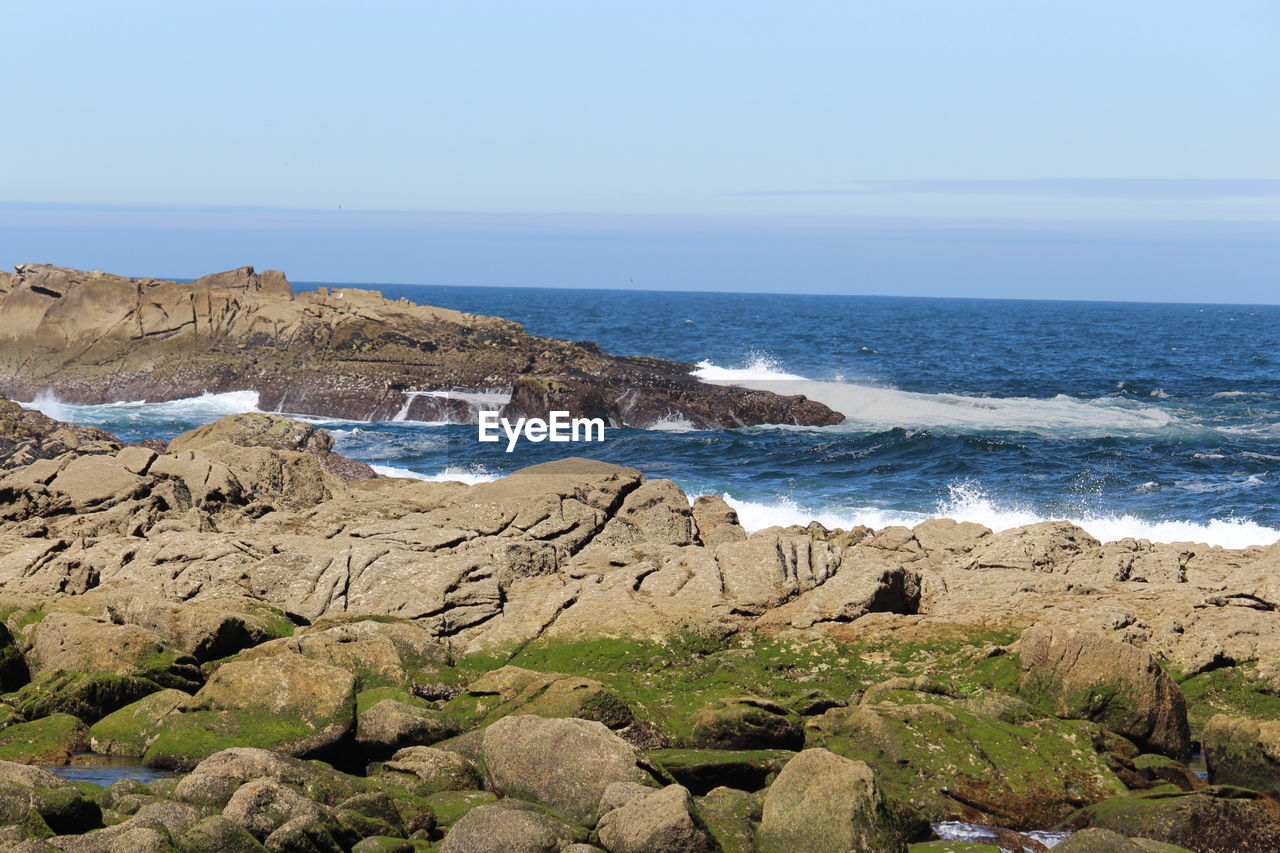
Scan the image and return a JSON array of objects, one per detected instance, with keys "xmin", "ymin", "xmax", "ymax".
[
  {"xmin": 481, "ymin": 715, "xmax": 656, "ymax": 826},
  {"xmin": 1019, "ymin": 623, "xmax": 1191, "ymax": 759},
  {"xmin": 0, "ymin": 398, "xmax": 121, "ymax": 470},
  {"xmin": 688, "ymin": 696, "xmax": 804, "ymax": 750},
  {"xmin": 597, "ymin": 783, "xmax": 710, "ymax": 853},
  {"xmin": 756, "ymin": 748, "xmax": 910, "ymax": 853},
  {"xmin": 0, "ymin": 265, "xmax": 841, "ymax": 429}
]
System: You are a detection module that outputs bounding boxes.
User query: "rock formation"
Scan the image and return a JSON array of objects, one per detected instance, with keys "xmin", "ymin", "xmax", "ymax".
[
  {"xmin": 0, "ymin": 399, "xmax": 1278, "ymax": 851},
  {"xmin": 0, "ymin": 264, "xmax": 842, "ymax": 429}
]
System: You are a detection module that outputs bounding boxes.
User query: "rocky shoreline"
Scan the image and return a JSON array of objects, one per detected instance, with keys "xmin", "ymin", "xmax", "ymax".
[
  {"xmin": 0, "ymin": 265, "xmax": 841, "ymax": 430},
  {"xmin": 1, "ymin": 399, "xmax": 1279, "ymax": 852}
]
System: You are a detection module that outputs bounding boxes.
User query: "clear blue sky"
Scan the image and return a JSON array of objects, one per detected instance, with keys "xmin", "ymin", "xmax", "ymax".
[{"xmin": 3, "ymin": 1, "xmax": 1277, "ymax": 301}]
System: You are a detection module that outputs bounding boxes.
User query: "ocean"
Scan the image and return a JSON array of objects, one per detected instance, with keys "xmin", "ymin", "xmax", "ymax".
[{"xmin": 26, "ymin": 284, "xmax": 1280, "ymax": 548}]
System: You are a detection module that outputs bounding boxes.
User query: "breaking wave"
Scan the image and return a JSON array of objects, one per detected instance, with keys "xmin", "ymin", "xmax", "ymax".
[
  {"xmin": 369, "ymin": 463, "xmax": 499, "ymax": 485},
  {"xmin": 717, "ymin": 481, "xmax": 1280, "ymax": 548}
]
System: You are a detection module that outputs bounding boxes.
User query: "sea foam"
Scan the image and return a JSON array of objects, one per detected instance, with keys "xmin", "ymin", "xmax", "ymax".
[
  {"xmin": 694, "ymin": 359, "xmax": 1181, "ymax": 437},
  {"xmin": 717, "ymin": 482, "xmax": 1280, "ymax": 549}
]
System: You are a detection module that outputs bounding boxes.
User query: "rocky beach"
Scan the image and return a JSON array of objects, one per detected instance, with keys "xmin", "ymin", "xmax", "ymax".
[{"xmin": 0, "ymin": 394, "xmax": 1278, "ymax": 852}]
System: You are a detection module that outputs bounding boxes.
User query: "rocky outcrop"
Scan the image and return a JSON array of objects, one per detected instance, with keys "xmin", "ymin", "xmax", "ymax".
[
  {"xmin": 0, "ymin": 264, "xmax": 842, "ymax": 429},
  {"xmin": 5, "ymin": 402, "xmax": 1280, "ymax": 849}
]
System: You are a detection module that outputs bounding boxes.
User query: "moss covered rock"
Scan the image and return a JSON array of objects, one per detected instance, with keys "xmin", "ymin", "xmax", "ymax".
[
  {"xmin": 355, "ymin": 698, "xmax": 459, "ymax": 759},
  {"xmin": 0, "ymin": 713, "xmax": 88, "ymax": 763},
  {"xmin": 756, "ymin": 748, "xmax": 913, "ymax": 853},
  {"xmin": 8, "ymin": 670, "xmax": 165, "ymax": 723},
  {"xmin": 1201, "ymin": 714, "xmax": 1280, "ymax": 794},
  {"xmin": 806, "ymin": 695, "xmax": 1129, "ymax": 828},
  {"xmin": 688, "ymin": 696, "xmax": 804, "ymax": 751},
  {"xmin": 142, "ymin": 655, "xmax": 356, "ymax": 770},
  {"xmin": 1019, "ymin": 624, "xmax": 1191, "ymax": 760},
  {"xmin": 695, "ymin": 786, "xmax": 757, "ymax": 853},
  {"xmin": 87, "ymin": 688, "xmax": 188, "ymax": 757},
  {"xmin": 1065, "ymin": 786, "xmax": 1280, "ymax": 853},
  {"xmin": 648, "ymin": 748, "xmax": 792, "ymax": 794},
  {"xmin": 444, "ymin": 666, "xmax": 633, "ymax": 730},
  {"xmin": 0, "ymin": 760, "xmax": 102, "ymax": 835}
]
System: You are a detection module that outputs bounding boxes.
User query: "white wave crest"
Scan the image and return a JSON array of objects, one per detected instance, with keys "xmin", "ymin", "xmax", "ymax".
[
  {"xmin": 370, "ymin": 463, "xmax": 499, "ymax": 485},
  {"xmin": 717, "ymin": 482, "xmax": 1280, "ymax": 548},
  {"xmin": 22, "ymin": 390, "xmax": 261, "ymax": 422},
  {"xmin": 691, "ymin": 355, "xmax": 808, "ymax": 382}
]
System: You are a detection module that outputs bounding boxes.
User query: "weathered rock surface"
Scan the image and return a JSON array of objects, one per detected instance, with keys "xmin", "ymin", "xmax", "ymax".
[
  {"xmin": 1019, "ymin": 624, "xmax": 1191, "ymax": 759},
  {"xmin": 756, "ymin": 748, "xmax": 909, "ymax": 853},
  {"xmin": 1201, "ymin": 714, "xmax": 1280, "ymax": 794},
  {"xmin": 596, "ymin": 783, "xmax": 710, "ymax": 853},
  {"xmin": 1064, "ymin": 787, "xmax": 1280, "ymax": 853},
  {"xmin": 0, "ymin": 264, "xmax": 842, "ymax": 428},
  {"xmin": 481, "ymin": 715, "xmax": 656, "ymax": 826}
]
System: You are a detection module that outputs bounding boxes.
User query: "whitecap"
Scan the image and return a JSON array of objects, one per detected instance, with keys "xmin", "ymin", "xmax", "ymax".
[
  {"xmin": 370, "ymin": 463, "xmax": 498, "ymax": 485},
  {"xmin": 715, "ymin": 481, "xmax": 1280, "ymax": 548},
  {"xmin": 690, "ymin": 354, "xmax": 808, "ymax": 382}
]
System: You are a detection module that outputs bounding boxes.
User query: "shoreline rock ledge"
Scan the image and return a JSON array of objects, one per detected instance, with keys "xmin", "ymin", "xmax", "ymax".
[{"xmin": 0, "ymin": 263, "xmax": 843, "ymax": 428}]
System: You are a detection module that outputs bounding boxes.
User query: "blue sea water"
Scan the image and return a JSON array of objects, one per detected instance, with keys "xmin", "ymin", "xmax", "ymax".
[{"xmin": 28, "ymin": 285, "xmax": 1280, "ymax": 547}]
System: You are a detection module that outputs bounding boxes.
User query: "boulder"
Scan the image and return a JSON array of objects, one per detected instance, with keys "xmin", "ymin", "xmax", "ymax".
[
  {"xmin": 222, "ymin": 778, "xmax": 329, "ymax": 840},
  {"xmin": 8, "ymin": 670, "xmax": 163, "ymax": 724},
  {"xmin": 0, "ymin": 760, "xmax": 102, "ymax": 835},
  {"xmin": 167, "ymin": 413, "xmax": 376, "ymax": 482},
  {"xmin": 597, "ymin": 783, "xmax": 710, "ymax": 853},
  {"xmin": 438, "ymin": 801, "xmax": 580, "ymax": 853},
  {"xmin": 649, "ymin": 748, "xmax": 792, "ymax": 794},
  {"xmin": 355, "ymin": 699, "xmax": 459, "ymax": 758},
  {"xmin": 695, "ymin": 786, "xmax": 757, "ymax": 853},
  {"xmin": 688, "ymin": 696, "xmax": 804, "ymax": 750},
  {"xmin": 24, "ymin": 613, "xmax": 202, "ymax": 690},
  {"xmin": 237, "ymin": 618, "xmax": 451, "ymax": 690},
  {"xmin": 592, "ymin": 479, "xmax": 696, "ymax": 547},
  {"xmin": 372, "ymin": 746, "xmax": 482, "ymax": 794},
  {"xmin": 756, "ymin": 748, "xmax": 909, "ymax": 853},
  {"xmin": 1201, "ymin": 714, "xmax": 1280, "ymax": 794},
  {"xmin": 86, "ymin": 689, "xmax": 192, "ymax": 757},
  {"xmin": 481, "ymin": 715, "xmax": 656, "ymax": 826},
  {"xmin": 1019, "ymin": 624, "xmax": 1191, "ymax": 759},
  {"xmin": 142, "ymin": 655, "xmax": 356, "ymax": 770},
  {"xmin": 0, "ymin": 713, "xmax": 88, "ymax": 764},
  {"xmin": 172, "ymin": 748, "xmax": 363, "ymax": 810},
  {"xmin": 176, "ymin": 815, "xmax": 267, "ymax": 853},
  {"xmin": 102, "ymin": 596, "xmax": 290, "ymax": 662}
]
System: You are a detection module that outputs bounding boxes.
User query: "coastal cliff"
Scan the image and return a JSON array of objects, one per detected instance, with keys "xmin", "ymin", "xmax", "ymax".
[
  {"xmin": 0, "ymin": 264, "xmax": 842, "ymax": 429},
  {"xmin": 1, "ymin": 401, "xmax": 1279, "ymax": 851}
]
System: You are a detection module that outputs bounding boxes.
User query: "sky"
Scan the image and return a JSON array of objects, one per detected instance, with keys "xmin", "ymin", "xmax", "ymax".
[{"xmin": 2, "ymin": 1, "xmax": 1278, "ymax": 301}]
